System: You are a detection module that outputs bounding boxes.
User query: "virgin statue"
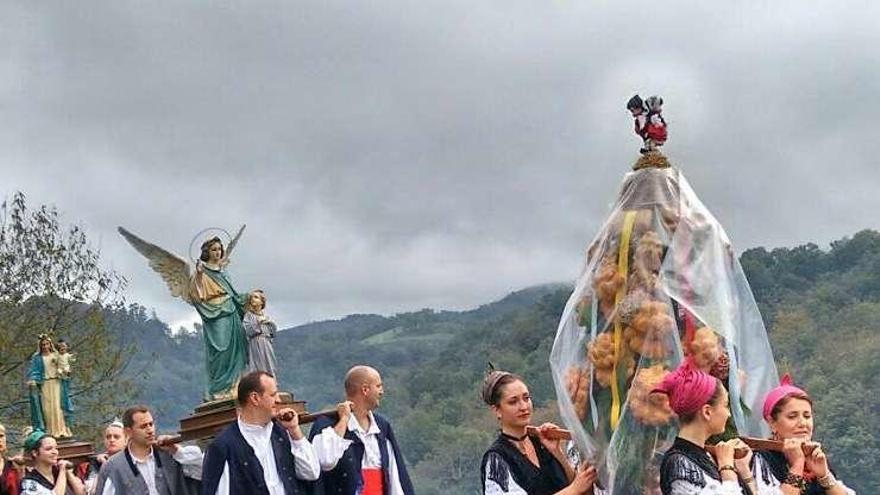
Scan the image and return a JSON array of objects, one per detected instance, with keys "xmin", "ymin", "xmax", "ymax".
[{"xmin": 27, "ymin": 335, "xmax": 72, "ymax": 438}]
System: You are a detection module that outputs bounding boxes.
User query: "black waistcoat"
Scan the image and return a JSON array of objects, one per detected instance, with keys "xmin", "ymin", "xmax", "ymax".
[
  {"xmin": 202, "ymin": 421, "xmax": 304, "ymax": 495},
  {"xmin": 306, "ymin": 413, "xmax": 414, "ymax": 495}
]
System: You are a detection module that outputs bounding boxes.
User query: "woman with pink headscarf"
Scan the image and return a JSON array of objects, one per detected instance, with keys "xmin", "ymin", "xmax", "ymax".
[
  {"xmin": 752, "ymin": 375, "xmax": 855, "ymax": 494},
  {"xmin": 653, "ymin": 359, "xmax": 755, "ymax": 495}
]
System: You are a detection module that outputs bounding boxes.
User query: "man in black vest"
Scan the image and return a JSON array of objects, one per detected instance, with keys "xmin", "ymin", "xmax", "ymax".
[
  {"xmin": 202, "ymin": 371, "xmax": 320, "ymax": 495},
  {"xmin": 310, "ymin": 365, "xmax": 414, "ymax": 495},
  {"xmin": 96, "ymin": 405, "xmax": 203, "ymax": 495}
]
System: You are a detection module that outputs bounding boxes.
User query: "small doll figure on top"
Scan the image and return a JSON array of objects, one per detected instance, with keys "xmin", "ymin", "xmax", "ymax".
[{"xmin": 627, "ymin": 94, "xmax": 667, "ymax": 154}]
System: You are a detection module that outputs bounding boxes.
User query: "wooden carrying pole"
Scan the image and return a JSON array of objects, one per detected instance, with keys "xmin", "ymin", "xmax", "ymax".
[
  {"xmin": 523, "ymin": 427, "xmax": 814, "ymax": 459},
  {"xmin": 157, "ymin": 408, "xmax": 340, "ymax": 446}
]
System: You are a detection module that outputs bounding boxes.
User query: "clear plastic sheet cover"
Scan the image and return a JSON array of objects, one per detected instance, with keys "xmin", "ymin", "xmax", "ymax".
[{"xmin": 550, "ymin": 167, "xmax": 778, "ymax": 494}]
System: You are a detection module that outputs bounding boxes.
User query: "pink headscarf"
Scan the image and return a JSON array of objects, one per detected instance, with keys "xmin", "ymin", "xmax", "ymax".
[
  {"xmin": 652, "ymin": 358, "xmax": 718, "ymax": 416},
  {"xmin": 762, "ymin": 374, "xmax": 807, "ymax": 421}
]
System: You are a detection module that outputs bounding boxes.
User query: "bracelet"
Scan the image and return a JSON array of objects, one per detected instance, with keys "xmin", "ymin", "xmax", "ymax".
[
  {"xmin": 817, "ymin": 472, "xmax": 838, "ymax": 489},
  {"xmin": 740, "ymin": 475, "xmax": 754, "ymax": 484},
  {"xmin": 782, "ymin": 471, "xmax": 807, "ymax": 491},
  {"xmin": 718, "ymin": 465, "xmax": 736, "ymax": 473}
]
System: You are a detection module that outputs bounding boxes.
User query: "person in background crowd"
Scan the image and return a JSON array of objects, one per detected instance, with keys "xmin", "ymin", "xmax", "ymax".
[
  {"xmin": 78, "ymin": 420, "xmax": 126, "ymax": 495},
  {"xmin": 96, "ymin": 405, "xmax": 203, "ymax": 495},
  {"xmin": 0, "ymin": 423, "xmax": 24, "ymax": 495}
]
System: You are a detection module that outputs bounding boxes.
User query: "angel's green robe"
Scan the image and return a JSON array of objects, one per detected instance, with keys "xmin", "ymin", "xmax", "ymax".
[{"xmin": 194, "ymin": 265, "xmax": 248, "ymax": 398}]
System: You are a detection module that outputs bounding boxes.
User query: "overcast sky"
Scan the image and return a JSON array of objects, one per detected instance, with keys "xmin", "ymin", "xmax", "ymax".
[{"xmin": 3, "ymin": 1, "xmax": 878, "ymax": 330}]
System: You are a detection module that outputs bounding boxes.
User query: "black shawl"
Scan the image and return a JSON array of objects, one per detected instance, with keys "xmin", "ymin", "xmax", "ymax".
[
  {"xmin": 660, "ymin": 437, "xmax": 722, "ymax": 495},
  {"xmin": 480, "ymin": 434, "xmax": 568, "ymax": 495}
]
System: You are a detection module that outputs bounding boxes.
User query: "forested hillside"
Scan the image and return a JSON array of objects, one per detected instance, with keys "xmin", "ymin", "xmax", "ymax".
[{"xmin": 115, "ymin": 231, "xmax": 880, "ymax": 493}]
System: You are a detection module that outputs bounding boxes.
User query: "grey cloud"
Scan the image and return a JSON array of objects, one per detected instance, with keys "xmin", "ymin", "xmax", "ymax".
[{"xmin": 3, "ymin": 1, "xmax": 879, "ymax": 328}]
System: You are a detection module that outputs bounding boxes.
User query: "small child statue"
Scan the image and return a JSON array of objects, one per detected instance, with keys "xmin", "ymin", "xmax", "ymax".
[{"xmin": 56, "ymin": 339, "xmax": 75, "ymax": 427}]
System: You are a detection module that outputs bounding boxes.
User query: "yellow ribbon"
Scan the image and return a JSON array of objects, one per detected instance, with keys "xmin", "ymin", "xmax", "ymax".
[{"xmin": 610, "ymin": 211, "xmax": 636, "ymax": 430}]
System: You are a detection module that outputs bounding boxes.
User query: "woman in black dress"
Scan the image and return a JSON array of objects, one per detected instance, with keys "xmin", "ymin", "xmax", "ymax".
[
  {"xmin": 480, "ymin": 370, "xmax": 600, "ymax": 495},
  {"xmin": 654, "ymin": 359, "xmax": 754, "ymax": 495},
  {"xmin": 753, "ymin": 375, "xmax": 855, "ymax": 494}
]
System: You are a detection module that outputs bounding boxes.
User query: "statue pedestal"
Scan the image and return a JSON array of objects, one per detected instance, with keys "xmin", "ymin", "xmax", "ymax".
[
  {"xmin": 632, "ymin": 151, "xmax": 670, "ymax": 170},
  {"xmin": 177, "ymin": 391, "xmax": 306, "ymax": 443},
  {"xmin": 57, "ymin": 439, "xmax": 95, "ymax": 465}
]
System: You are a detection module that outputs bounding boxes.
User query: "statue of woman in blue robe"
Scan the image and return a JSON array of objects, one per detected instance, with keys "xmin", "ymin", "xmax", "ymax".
[{"xmin": 27, "ymin": 335, "xmax": 72, "ymax": 438}]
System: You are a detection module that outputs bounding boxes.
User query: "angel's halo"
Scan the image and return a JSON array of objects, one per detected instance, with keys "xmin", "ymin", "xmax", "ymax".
[{"xmin": 188, "ymin": 227, "xmax": 233, "ymax": 262}]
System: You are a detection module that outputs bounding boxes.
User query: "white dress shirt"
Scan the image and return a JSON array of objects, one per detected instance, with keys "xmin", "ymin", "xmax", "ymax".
[
  {"xmin": 101, "ymin": 445, "xmax": 203, "ymax": 495},
  {"xmin": 668, "ymin": 478, "xmax": 744, "ymax": 495},
  {"xmin": 214, "ymin": 418, "xmax": 320, "ymax": 495},
  {"xmin": 312, "ymin": 411, "xmax": 405, "ymax": 495}
]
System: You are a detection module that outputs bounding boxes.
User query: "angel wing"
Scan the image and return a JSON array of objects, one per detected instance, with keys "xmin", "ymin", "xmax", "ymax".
[
  {"xmin": 225, "ymin": 224, "xmax": 246, "ymax": 260},
  {"xmin": 118, "ymin": 227, "xmax": 194, "ymax": 304}
]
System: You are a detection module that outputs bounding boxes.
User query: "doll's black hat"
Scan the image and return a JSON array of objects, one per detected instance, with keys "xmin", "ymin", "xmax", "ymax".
[{"xmin": 626, "ymin": 94, "xmax": 644, "ymax": 110}]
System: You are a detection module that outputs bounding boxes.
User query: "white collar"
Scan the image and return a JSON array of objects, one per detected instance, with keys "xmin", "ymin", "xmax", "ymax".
[
  {"xmin": 127, "ymin": 445, "xmax": 154, "ymax": 464},
  {"xmin": 238, "ymin": 417, "xmax": 273, "ymax": 435},
  {"xmin": 348, "ymin": 411, "xmax": 380, "ymax": 436}
]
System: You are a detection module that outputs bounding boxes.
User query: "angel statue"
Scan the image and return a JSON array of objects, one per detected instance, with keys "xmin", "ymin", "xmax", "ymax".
[{"xmin": 118, "ymin": 225, "xmax": 249, "ymax": 401}]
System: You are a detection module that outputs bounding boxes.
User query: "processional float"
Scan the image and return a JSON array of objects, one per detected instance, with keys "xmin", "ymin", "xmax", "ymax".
[
  {"xmin": 118, "ymin": 225, "xmax": 338, "ymax": 445},
  {"xmin": 550, "ymin": 95, "xmax": 779, "ymax": 494}
]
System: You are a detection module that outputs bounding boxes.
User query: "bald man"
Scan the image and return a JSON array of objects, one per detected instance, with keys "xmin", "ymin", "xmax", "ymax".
[{"xmin": 309, "ymin": 366, "xmax": 414, "ymax": 495}]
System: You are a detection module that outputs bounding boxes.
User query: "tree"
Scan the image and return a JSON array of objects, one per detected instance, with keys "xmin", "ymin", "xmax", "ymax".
[{"xmin": 0, "ymin": 192, "xmax": 135, "ymax": 443}]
